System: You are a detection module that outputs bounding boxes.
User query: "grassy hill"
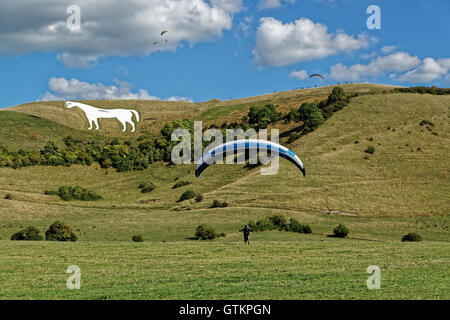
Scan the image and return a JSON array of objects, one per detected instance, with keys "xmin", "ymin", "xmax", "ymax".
[{"xmin": 0, "ymin": 84, "xmax": 448, "ymax": 299}]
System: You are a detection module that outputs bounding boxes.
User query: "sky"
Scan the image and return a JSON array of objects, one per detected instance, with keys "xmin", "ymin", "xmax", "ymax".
[{"xmin": 0, "ymin": 0, "xmax": 449, "ymax": 108}]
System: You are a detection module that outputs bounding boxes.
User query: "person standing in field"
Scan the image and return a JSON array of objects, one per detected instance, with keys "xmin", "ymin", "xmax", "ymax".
[{"xmin": 240, "ymin": 225, "xmax": 251, "ymax": 245}]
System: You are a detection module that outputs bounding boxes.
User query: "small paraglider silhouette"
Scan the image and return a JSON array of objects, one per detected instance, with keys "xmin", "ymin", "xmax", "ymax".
[
  {"xmin": 153, "ymin": 30, "xmax": 171, "ymax": 53},
  {"xmin": 309, "ymin": 74, "xmax": 324, "ymax": 79}
]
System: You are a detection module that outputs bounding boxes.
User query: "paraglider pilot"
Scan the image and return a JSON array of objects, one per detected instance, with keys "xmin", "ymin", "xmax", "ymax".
[{"xmin": 240, "ymin": 225, "xmax": 251, "ymax": 245}]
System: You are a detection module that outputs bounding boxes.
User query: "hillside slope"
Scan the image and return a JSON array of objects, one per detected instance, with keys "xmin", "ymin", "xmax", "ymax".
[
  {"xmin": 203, "ymin": 92, "xmax": 450, "ymax": 216},
  {"xmin": 0, "ymin": 85, "xmax": 448, "ymax": 236}
]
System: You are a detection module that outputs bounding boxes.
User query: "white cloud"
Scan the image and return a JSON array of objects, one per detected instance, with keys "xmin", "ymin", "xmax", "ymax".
[
  {"xmin": 166, "ymin": 96, "xmax": 194, "ymax": 102},
  {"xmin": 380, "ymin": 45, "xmax": 396, "ymax": 54},
  {"xmin": 329, "ymin": 52, "xmax": 421, "ymax": 81},
  {"xmin": 57, "ymin": 52, "xmax": 99, "ymax": 68},
  {"xmin": 40, "ymin": 77, "xmax": 192, "ymax": 102},
  {"xmin": 235, "ymin": 16, "xmax": 253, "ymax": 39},
  {"xmin": 0, "ymin": 0, "xmax": 242, "ymax": 67},
  {"xmin": 361, "ymin": 51, "xmax": 376, "ymax": 59},
  {"xmin": 289, "ymin": 69, "xmax": 308, "ymax": 80},
  {"xmin": 398, "ymin": 58, "xmax": 448, "ymax": 82},
  {"xmin": 253, "ymin": 17, "xmax": 371, "ymax": 67},
  {"xmin": 437, "ymin": 58, "xmax": 450, "ymax": 69},
  {"xmin": 259, "ymin": 0, "xmax": 295, "ymax": 10}
]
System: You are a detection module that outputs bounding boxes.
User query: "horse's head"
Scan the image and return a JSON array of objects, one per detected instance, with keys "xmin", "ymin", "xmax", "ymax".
[{"xmin": 65, "ymin": 101, "xmax": 75, "ymax": 109}]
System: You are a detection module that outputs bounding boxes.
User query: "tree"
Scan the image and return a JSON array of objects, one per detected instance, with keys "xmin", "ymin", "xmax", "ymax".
[{"xmin": 297, "ymin": 103, "xmax": 324, "ymax": 133}]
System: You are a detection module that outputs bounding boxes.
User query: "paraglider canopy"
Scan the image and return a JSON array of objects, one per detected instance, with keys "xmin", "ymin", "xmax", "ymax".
[
  {"xmin": 195, "ymin": 139, "xmax": 306, "ymax": 179},
  {"xmin": 309, "ymin": 74, "xmax": 324, "ymax": 79},
  {"xmin": 161, "ymin": 30, "xmax": 170, "ymax": 36}
]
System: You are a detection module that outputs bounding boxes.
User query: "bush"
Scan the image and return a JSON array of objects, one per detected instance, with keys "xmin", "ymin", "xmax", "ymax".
[
  {"xmin": 50, "ymin": 186, "xmax": 102, "ymax": 201},
  {"xmin": 4, "ymin": 194, "xmax": 12, "ymax": 200},
  {"xmin": 419, "ymin": 120, "xmax": 434, "ymax": 127},
  {"xmin": 288, "ymin": 218, "xmax": 312, "ymax": 234},
  {"xmin": 132, "ymin": 235, "xmax": 144, "ymax": 242},
  {"xmin": 287, "ymin": 132, "xmax": 301, "ymax": 144},
  {"xmin": 394, "ymin": 86, "xmax": 450, "ymax": 95},
  {"xmin": 402, "ymin": 232, "xmax": 422, "ymax": 242},
  {"xmin": 173, "ymin": 181, "xmax": 191, "ymax": 189},
  {"xmin": 139, "ymin": 182, "xmax": 156, "ymax": 193},
  {"xmin": 45, "ymin": 221, "xmax": 78, "ymax": 241},
  {"xmin": 255, "ymin": 218, "xmax": 275, "ymax": 232},
  {"xmin": 269, "ymin": 215, "xmax": 289, "ymax": 231},
  {"xmin": 195, "ymin": 224, "xmax": 219, "ymax": 240},
  {"xmin": 210, "ymin": 200, "xmax": 228, "ymax": 208},
  {"xmin": 364, "ymin": 146, "xmax": 375, "ymax": 154},
  {"xmin": 178, "ymin": 190, "xmax": 196, "ymax": 202},
  {"xmin": 333, "ymin": 224, "xmax": 349, "ymax": 238},
  {"xmin": 11, "ymin": 226, "xmax": 43, "ymax": 241},
  {"xmin": 302, "ymin": 224, "xmax": 312, "ymax": 234},
  {"xmin": 195, "ymin": 194, "xmax": 203, "ymax": 202}
]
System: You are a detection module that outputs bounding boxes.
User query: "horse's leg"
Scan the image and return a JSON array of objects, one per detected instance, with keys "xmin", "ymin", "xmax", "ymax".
[
  {"xmin": 94, "ymin": 119, "xmax": 100, "ymax": 130},
  {"xmin": 119, "ymin": 119, "xmax": 127, "ymax": 132},
  {"xmin": 87, "ymin": 118, "xmax": 93, "ymax": 130},
  {"xmin": 128, "ymin": 120, "xmax": 136, "ymax": 133}
]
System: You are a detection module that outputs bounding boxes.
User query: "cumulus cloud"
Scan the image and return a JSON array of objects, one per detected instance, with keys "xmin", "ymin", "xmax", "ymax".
[
  {"xmin": 398, "ymin": 58, "xmax": 448, "ymax": 82},
  {"xmin": 329, "ymin": 52, "xmax": 421, "ymax": 81},
  {"xmin": 289, "ymin": 69, "xmax": 308, "ymax": 80},
  {"xmin": 380, "ymin": 45, "xmax": 396, "ymax": 54},
  {"xmin": 253, "ymin": 17, "xmax": 371, "ymax": 67},
  {"xmin": 235, "ymin": 16, "xmax": 253, "ymax": 39},
  {"xmin": 166, "ymin": 96, "xmax": 194, "ymax": 102},
  {"xmin": 40, "ymin": 77, "xmax": 192, "ymax": 102},
  {"xmin": 0, "ymin": 0, "xmax": 242, "ymax": 67},
  {"xmin": 259, "ymin": 0, "xmax": 295, "ymax": 10}
]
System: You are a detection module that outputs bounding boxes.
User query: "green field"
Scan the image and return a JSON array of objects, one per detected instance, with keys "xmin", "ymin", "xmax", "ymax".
[{"xmin": 0, "ymin": 84, "xmax": 448, "ymax": 299}]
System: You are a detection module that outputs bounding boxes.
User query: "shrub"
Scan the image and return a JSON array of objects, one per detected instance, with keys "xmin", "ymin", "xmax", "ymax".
[
  {"xmin": 333, "ymin": 224, "xmax": 349, "ymax": 238},
  {"xmin": 419, "ymin": 120, "xmax": 434, "ymax": 127},
  {"xmin": 45, "ymin": 221, "xmax": 78, "ymax": 242},
  {"xmin": 255, "ymin": 218, "xmax": 275, "ymax": 232},
  {"xmin": 195, "ymin": 224, "xmax": 219, "ymax": 240},
  {"xmin": 210, "ymin": 200, "xmax": 228, "ymax": 208},
  {"xmin": 51, "ymin": 186, "xmax": 102, "ymax": 201},
  {"xmin": 11, "ymin": 226, "xmax": 43, "ymax": 241},
  {"xmin": 195, "ymin": 194, "xmax": 203, "ymax": 202},
  {"xmin": 287, "ymin": 132, "xmax": 301, "ymax": 144},
  {"xmin": 288, "ymin": 218, "xmax": 312, "ymax": 234},
  {"xmin": 132, "ymin": 235, "xmax": 144, "ymax": 242},
  {"xmin": 364, "ymin": 146, "xmax": 375, "ymax": 154},
  {"xmin": 139, "ymin": 182, "xmax": 156, "ymax": 193},
  {"xmin": 4, "ymin": 194, "xmax": 12, "ymax": 200},
  {"xmin": 302, "ymin": 224, "xmax": 312, "ymax": 234},
  {"xmin": 269, "ymin": 215, "xmax": 289, "ymax": 231},
  {"xmin": 173, "ymin": 181, "xmax": 191, "ymax": 189},
  {"xmin": 178, "ymin": 190, "xmax": 196, "ymax": 202},
  {"xmin": 402, "ymin": 232, "xmax": 422, "ymax": 242}
]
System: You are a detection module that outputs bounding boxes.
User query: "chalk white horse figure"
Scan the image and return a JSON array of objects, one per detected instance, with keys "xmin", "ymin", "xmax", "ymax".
[{"xmin": 65, "ymin": 101, "xmax": 140, "ymax": 132}]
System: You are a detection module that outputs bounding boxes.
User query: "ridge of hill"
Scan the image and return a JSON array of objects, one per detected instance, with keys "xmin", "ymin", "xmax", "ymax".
[{"xmin": 1, "ymin": 84, "xmax": 396, "ymax": 145}]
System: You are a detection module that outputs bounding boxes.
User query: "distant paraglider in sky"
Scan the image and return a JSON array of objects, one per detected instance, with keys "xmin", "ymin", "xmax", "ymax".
[
  {"xmin": 309, "ymin": 74, "xmax": 324, "ymax": 79},
  {"xmin": 195, "ymin": 139, "xmax": 306, "ymax": 179},
  {"xmin": 153, "ymin": 30, "xmax": 171, "ymax": 53}
]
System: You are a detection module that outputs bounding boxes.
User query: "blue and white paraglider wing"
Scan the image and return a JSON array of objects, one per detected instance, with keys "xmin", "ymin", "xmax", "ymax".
[{"xmin": 195, "ymin": 139, "xmax": 305, "ymax": 179}]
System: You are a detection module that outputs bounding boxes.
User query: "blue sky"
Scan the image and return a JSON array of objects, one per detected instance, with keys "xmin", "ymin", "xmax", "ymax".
[{"xmin": 0, "ymin": 0, "xmax": 449, "ymax": 108}]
